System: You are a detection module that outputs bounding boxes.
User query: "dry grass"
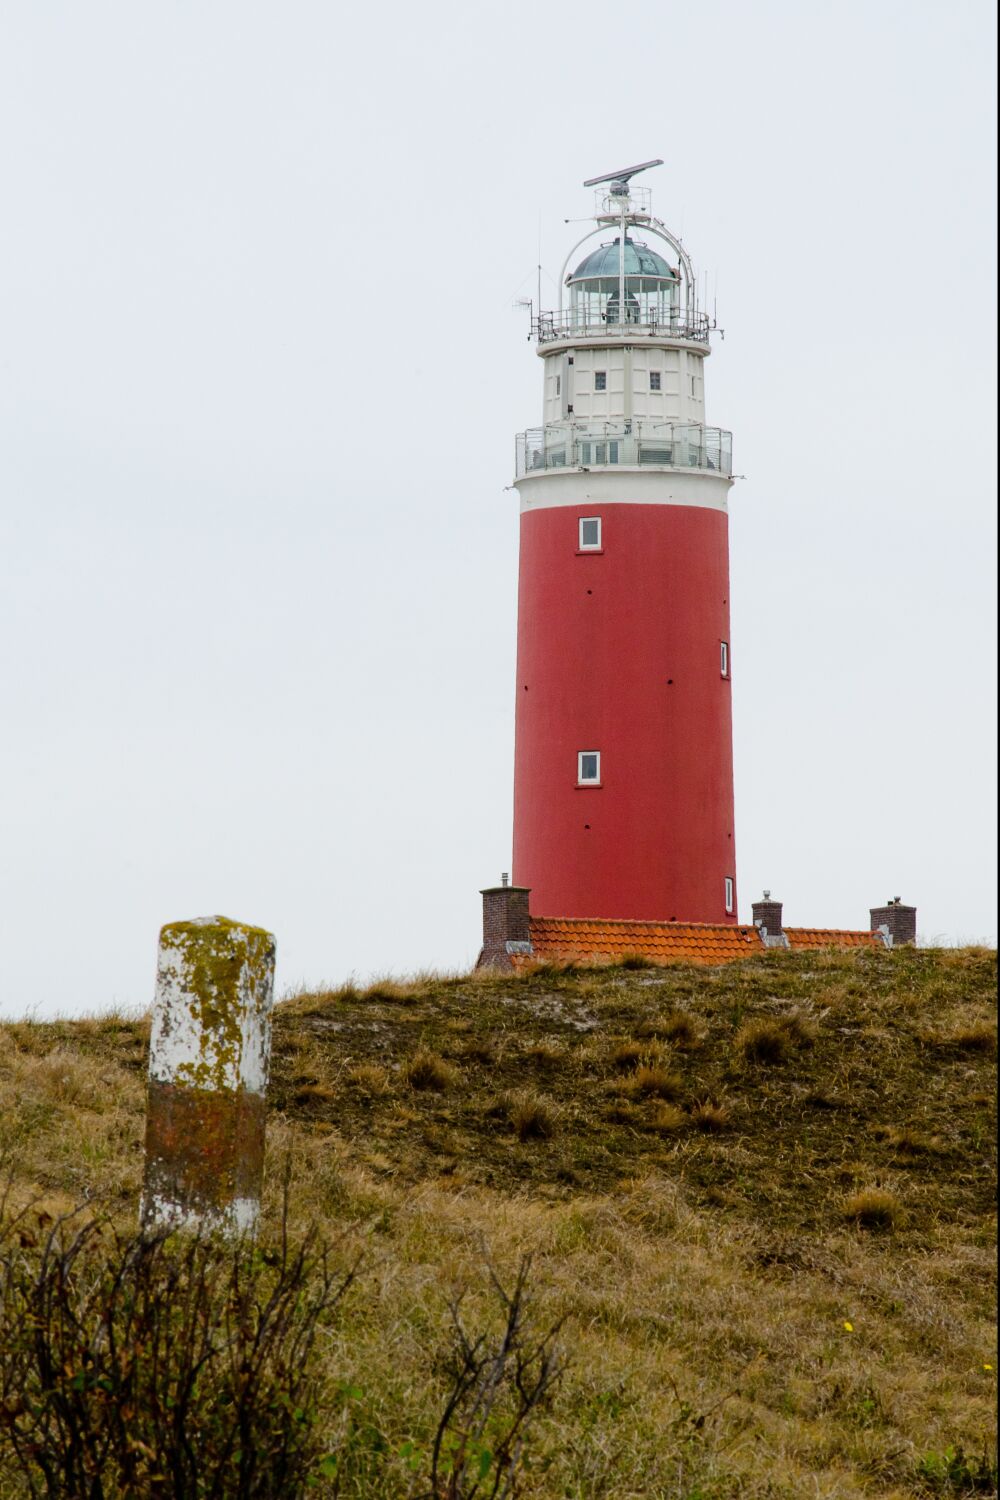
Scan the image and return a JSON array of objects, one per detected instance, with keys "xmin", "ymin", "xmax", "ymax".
[
  {"xmin": 927, "ymin": 1021, "xmax": 997, "ymax": 1055},
  {"xmin": 610, "ymin": 1037, "xmax": 666, "ymax": 1071},
  {"xmin": 637, "ymin": 1010, "xmax": 701, "ymax": 1048},
  {"xmin": 689, "ymin": 1099, "xmax": 732, "ymax": 1132},
  {"xmin": 508, "ymin": 1092, "xmax": 557, "ymax": 1142},
  {"xmin": 402, "ymin": 1048, "xmax": 457, "ymax": 1091},
  {"xmin": 842, "ymin": 1187, "xmax": 903, "ymax": 1230},
  {"xmin": 735, "ymin": 1012, "xmax": 814, "ymax": 1064},
  {"xmin": 650, "ymin": 1103, "xmax": 686, "ymax": 1132},
  {"xmin": 0, "ymin": 946, "xmax": 996, "ymax": 1498},
  {"xmin": 621, "ymin": 1064, "xmax": 682, "ymax": 1100},
  {"xmin": 871, "ymin": 1123, "xmax": 944, "ymax": 1156},
  {"xmin": 347, "ymin": 1062, "xmax": 391, "ymax": 1094}
]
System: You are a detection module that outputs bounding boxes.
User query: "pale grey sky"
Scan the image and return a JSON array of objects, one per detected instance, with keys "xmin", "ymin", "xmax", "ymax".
[{"xmin": 1, "ymin": 0, "xmax": 996, "ymax": 1016}]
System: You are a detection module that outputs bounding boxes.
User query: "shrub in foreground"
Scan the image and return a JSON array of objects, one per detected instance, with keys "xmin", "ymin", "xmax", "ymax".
[
  {"xmin": 0, "ymin": 1195, "xmax": 562, "ymax": 1499},
  {"xmin": 0, "ymin": 1201, "xmax": 353, "ymax": 1498}
]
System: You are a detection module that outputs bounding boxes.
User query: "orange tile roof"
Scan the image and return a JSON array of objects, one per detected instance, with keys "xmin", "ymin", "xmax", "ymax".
[
  {"xmin": 785, "ymin": 928, "xmax": 883, "ymax": 951},
  {"xmin": 521, "ymin": 917, "xmax": 882, "ymax": 967}
]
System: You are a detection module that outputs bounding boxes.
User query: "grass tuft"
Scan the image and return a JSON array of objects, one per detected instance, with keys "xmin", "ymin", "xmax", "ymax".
[
  {"xmin": 689, "ymin": 1100, "xmax": 731, "ymax": 1132},
  {"xmin": 735, "ymin": 1013, "xmax": 814, "ymax": 1065},
  {"xmin": 842, "ymin": 1188, "xmax": 902, "ymax": 1230},
  {"xmin": 622, "ymin": 1065, "xmax": 683, "ymax": 1101},
  {"xmin": 403, "ymin": 1049, "xmax": 457, "ymax": 1092},
  {"xmin": 638, "ymin": 1012, "xmax": 701, "ymax": 1048},
  {"xmin": 347, "ymin": 1063, "xmax": 391, "ymax": 1095},
  {"xmin": 498, "ymin": 1090, "xmax": 558, "ymax": 1141},
  {"xmin": 650, "ymin": 1103, "xmax": 686, "ymax": 1132}
]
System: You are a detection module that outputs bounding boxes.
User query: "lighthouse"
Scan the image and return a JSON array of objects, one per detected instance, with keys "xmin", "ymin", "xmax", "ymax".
[{"xmin": 511, "ymin": 162, "xmax": 737, "ymax": 926}]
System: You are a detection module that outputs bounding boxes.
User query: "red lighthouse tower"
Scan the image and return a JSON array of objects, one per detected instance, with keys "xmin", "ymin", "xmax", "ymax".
[{"xmin": 511, "ymin": 162, "xmax": 737, "ymax": 925}]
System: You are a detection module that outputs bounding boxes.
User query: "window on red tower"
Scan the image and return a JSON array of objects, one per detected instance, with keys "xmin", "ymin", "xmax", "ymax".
[
  {"xmin": 578, "ymin": 751, "xmax": 600, "ymax": 784},
  {"xmin": 579, "ymin": 516, "xmax": 602, "ymax": 551},
  {"xmin": 720, "ymin": 641, "xmax": 729, "ymax": 677},
  {"xmin": 725, "ymin": 878, "xmax": 734, "ymax": 914}
]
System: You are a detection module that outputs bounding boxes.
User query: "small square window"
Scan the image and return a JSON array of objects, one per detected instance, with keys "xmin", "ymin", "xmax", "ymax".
[
  {"xmin": 724, "ymin": 877, "xmax": 734, "ymax": 914},
  {"xmin": 720, "ymin": 641, "xmax": 729, "ymax": 677},
  {"xmin": 649, "ymin": 371, "xmax": 661, "ymax": 391},
  {"xmin": 594, "ymin": 371, "xmax": 607, "ymax": 391},
  {"xmin": 579, "ymin": 516, "xmax": 602, "ymax": 550},
  {"xmin": 578, "ymin": 751, "xmax": 601, "ymax": 784}
]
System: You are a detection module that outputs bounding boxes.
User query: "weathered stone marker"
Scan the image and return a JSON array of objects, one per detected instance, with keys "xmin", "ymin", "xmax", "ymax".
[{"xmin": 141, "ymin": 915, "xmax": 276, "ymax": 1236}]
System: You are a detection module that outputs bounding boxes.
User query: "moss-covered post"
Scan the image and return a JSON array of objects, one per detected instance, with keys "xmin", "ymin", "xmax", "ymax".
[{"xmin": 141, "ymin": 915, "xmax": 276, "ymax": 1236}]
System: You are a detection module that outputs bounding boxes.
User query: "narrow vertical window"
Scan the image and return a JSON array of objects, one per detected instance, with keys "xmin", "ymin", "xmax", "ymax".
[
  {"xmin": 578, "ymin": 751, "xmax": 601, "ymax": 784},
  {"xmin": 649, "ymin": 370, "xmax": 661, "ymax": 391},
  {"xmin": 724, "ymin": 877, "xmax": 734, "ymax": 914},
  {"xmin": 720, "ymin": 641, "xmax": 729, "ymax": 677},
  {"xmin": 555, "ymin": 374, "xmax": 561, "ymax": 395},
  {"xmin": 578, "ymin": 516, "xmax": 602, "ymax": 551},
  {"xmin": 594, "ymin": 371, "xmax": 607, "ymax": 391}
]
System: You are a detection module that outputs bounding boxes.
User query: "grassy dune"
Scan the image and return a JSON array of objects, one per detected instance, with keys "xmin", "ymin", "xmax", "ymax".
[{"xmin": 1, "ymin": 945, "xmax": 996, "ymax": 1497}]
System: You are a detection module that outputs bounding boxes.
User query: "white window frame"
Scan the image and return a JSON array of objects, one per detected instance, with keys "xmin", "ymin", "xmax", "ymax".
[
  {"xmin": 724, "ymin": 877, "xmax": 734, "ymax": 914},
  {"xmin": 577, "ymin": 750, "xmax": 601, "ymax": 785},
  {"xmin": 649, "ymin": 370, "xmax": 661, "ymax": 391},
  {"xmin": 720, "ymin": 640, "xmax": 729, "ymax": 677},
  {"xmin": 578, "ymin": 516, "xmax": 602, "ymax": 551},
  {"xmin": 594, "ymin": 370, "xmax": 607, "ymax": 391}
]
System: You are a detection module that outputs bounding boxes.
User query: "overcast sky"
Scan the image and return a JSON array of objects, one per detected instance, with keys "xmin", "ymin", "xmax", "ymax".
[{"xmin": 1, "ymin": 0, "xmax": 996, "ymax": 1017}]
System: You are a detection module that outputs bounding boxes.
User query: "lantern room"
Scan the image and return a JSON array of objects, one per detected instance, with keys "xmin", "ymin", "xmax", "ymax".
[{"xmin": 566, "ymin": 236, "xmax": 680, "ymax": 330}]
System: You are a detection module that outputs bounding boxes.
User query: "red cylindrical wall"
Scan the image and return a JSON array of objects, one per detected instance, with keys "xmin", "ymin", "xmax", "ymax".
[{"xmin": 512, "ymin": 501, "xmax": 737, "ymax": 923}]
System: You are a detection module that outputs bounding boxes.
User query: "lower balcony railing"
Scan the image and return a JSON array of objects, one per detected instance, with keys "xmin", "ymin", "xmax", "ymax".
[{"xmin": 515, "ymin": 422, "xmax": 733, "ymax": 479}]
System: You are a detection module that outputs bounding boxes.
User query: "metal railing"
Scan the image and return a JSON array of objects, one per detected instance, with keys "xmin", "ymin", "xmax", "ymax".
[
  {"xmin": 531, "ymin": 308, "xmax": 711, "ymax": 344},
  {"xmin": 515, "ymin": 422, "xmax": 732, "ymax": 479}
]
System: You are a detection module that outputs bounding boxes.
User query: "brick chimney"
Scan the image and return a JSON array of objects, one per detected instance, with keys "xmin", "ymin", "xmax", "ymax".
[
  {"xmin": 751, "ymin": 891, "xmax": 787, "ymax": 947},
  {"xmin": 870, "ymin": 898, "xmax": 917, "ymax": 947},
  {"xmin": 476, "ymin": 875, "xmax": 533, "ymax": 970}
]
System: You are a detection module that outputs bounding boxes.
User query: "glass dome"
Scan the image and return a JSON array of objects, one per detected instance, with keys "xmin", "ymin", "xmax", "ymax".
[{"xmin": 567, "ymin": 235, "xmax": 680, "ymax": 330}]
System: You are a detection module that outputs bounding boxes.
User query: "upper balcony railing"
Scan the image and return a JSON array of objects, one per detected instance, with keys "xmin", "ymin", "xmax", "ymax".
[
  {"xmin": 531, "ymin": 307, "xmax": 711, "ymax": 345},
  {"xmin": 515, "ymin": 421, "xmax": 732, "ymax": 480}
]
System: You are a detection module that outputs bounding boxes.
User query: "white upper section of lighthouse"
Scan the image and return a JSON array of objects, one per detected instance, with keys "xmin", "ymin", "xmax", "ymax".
[{"xmin": 514, "ymin": 162, "xmax": 733, "ymax": 500}]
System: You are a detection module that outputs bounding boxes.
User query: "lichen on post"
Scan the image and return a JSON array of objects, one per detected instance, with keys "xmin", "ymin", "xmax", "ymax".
[{"xmin": 141, "ymin": 915, "xmax": 276, "ymax": 1236}]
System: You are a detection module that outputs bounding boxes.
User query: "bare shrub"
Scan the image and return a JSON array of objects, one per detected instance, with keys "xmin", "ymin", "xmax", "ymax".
[
  {"xmin": 431, "ymin": 1257, "xmax": 564, "ymax": 1498},
  {"xmin": 0, "ymin": 1196, "xmax": 356, "ymax": 1498},
  {"xmin": 405, "ymin": 1049, "xmax": 458, "ymax": 1092},
  {"xmin": 842, "ymin": 1188, "xmax": 901, "ymax": 1230}
]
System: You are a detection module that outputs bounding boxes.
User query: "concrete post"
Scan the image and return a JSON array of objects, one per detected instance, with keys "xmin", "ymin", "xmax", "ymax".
[{"xmin": 141, "ymin": 915, "xmax": 276, "ymax": 1236}]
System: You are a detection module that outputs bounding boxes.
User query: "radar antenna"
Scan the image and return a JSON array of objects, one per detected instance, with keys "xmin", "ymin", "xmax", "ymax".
[{"xmin": 583, "ymin": 158, "xmax": 663, "ymax": 193}]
